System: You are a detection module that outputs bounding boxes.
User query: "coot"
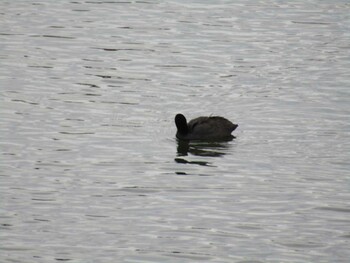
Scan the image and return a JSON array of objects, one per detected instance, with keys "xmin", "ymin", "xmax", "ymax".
[{"xmin": 175, "ymin": 113, "xmax": 238, "ymax": 140}]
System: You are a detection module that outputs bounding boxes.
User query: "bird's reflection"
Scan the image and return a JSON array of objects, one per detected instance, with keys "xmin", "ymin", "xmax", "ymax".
[
  {"xmin": 174, "ymin": 157, "xmax": 210, "ymax": 166},
  {"xmin": 176, "ymin": 137, "xmax": 234, "ymax": 157},
  {"xmin": 174, "ymin": 138, "xmax": 234, "ymax": 168}
]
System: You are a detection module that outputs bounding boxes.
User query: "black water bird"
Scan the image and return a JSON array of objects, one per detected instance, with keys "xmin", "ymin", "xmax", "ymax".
[{"xmin": 175, "ymin": 113, "xmax": 238, "ymax": 141}]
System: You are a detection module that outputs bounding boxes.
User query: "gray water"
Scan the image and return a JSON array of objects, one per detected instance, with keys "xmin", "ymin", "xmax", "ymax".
[{"xmin": 1, "ymin": 1, "xmax": 350, "ymax": 262}]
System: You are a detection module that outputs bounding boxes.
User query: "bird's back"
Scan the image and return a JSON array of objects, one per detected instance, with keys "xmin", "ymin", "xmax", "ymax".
[{"xmin": 187, "ymin": 116, "xmax": 237, "ymax": 140}]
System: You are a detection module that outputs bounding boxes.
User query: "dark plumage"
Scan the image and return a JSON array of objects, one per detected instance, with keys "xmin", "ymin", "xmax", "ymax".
[{"xmin": 175, "ymin": 113, "xmax": 238, "ymax": 140}]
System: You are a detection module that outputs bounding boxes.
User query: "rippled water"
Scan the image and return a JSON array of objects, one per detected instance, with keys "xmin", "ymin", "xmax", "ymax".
[{"xmin": 1, "ymin": 1, "xmax": 350, "ymax": 262}]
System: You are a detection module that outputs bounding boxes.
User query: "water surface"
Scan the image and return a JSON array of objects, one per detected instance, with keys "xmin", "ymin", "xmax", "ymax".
[{"xmin": 1, "ymin": 0, "xmax": 350, "ymax": 262}]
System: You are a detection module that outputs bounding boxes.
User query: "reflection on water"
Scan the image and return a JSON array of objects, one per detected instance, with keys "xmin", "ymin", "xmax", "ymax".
[
  {"xmin": 1, "ymin": 0, "xmax": 350, "ymax": 262},
  {"xmin": 174, "ymin": 158, "xmax": 211, "ymax": 167},
  {"xmin": 175, "ymin": 139, "xmax": 235, "ymax": 170},
  {"xmin": 176, "ymin": 139, "xmax": 233, "ymax": 157}
]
